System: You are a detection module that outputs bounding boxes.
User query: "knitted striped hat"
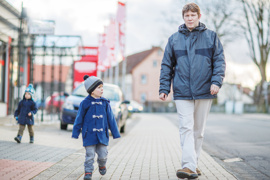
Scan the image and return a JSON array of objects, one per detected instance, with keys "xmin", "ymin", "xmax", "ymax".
[
  {"xmin": 25, "ymin": 84, "xmax": 35, "ymax": 100},
  {"xmin": 83, "ymin": 75, "xmax": 103, "ymax": 94}
]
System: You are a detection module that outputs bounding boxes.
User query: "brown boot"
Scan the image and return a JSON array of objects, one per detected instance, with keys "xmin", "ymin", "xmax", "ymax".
[
  {"xmin": 196, "ymin": 168, "xmax": 201, "ymax": 176},
  {"xmin": 176, "ymin": 167, "xmax": 198, "ymax": 179}
]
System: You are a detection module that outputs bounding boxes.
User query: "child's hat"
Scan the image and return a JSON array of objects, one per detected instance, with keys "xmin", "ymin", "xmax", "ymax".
[
  {"xmin": 25, "ymin": 84, "xmax": 35, "ymax": 99},
  {"xmin": 83, "ymin": 75, "xmax": 103, "ymax": 94}
]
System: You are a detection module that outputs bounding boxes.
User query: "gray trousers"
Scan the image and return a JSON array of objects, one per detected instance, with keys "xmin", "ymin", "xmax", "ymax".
[
  {"xmin": 175, "ymin": 99, "xmax": 212, "ymax": 172},
  {"xmin": 85, "ymin": 144, "xmax": 108, "ymax": 173}
]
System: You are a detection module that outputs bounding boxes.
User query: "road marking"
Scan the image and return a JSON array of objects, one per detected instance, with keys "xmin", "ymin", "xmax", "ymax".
[{"xmin": 223, "ymin": 158, "xmax": 243, "ymax": 162}]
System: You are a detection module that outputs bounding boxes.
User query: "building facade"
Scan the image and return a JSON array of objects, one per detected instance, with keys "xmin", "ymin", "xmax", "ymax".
[
  {"xmin": 118, "ymin": 46, "xmax": 174, "ymax": 112},
  {"xmin": 0, "ymin": 0, "xmax": 22, "ymax": 116}
]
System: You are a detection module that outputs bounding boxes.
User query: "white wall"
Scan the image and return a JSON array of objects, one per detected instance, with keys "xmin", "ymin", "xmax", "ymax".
[{"xmin": 0, "ymin": 103, "xmax": 7, "ymax": 117}]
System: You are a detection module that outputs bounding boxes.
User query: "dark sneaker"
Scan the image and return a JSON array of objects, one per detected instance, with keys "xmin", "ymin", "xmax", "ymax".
[
  {"xmin": 176, "ymin": 168, "xmax": 198, "ymax": 179},
  {"xmin": 30, "ymin": 136, "xmax": 34, "ymax": 143},
  {"xmin": 14, "ymin": 135, "xmax": 22, "ymax": 143},
  {"xmin": 99, "ymin": 166, "xmax": 106, "ymax": 175},
  {"xmin": 196, "ymin": 168, "xmax": 201, "ymax": 176},
  {"xmin": 84, "ymin": 172, "xmax": 92, "ymax": 180}
]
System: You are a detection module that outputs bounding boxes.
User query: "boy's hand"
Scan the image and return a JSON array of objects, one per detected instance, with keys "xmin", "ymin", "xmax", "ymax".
[{"xmin": 28, "ymin": 112, "xmax": 32, "ymax": 116}]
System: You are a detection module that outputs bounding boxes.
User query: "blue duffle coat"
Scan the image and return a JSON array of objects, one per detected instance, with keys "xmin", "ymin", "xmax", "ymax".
[
  {"xmin": 72, "ymin": 95, "xmax": 121, "ymax": 147},
  {"xmin": 14, "ymin": 97, "xmax": 38, "ymax": 125}
]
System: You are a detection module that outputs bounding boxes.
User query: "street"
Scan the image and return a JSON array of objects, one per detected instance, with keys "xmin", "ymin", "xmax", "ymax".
[
  {"xmin": 0, "ymin": 113, "xmax": 237, "ymax": 180},
  {"xmin": 165, "ymin": 113, "xmax": 270, "ymax": 180}
]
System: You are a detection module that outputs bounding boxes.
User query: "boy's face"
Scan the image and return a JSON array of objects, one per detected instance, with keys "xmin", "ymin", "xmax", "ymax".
[
  {"xmin": 91, "ymin": 84, "xmax": 103, "ymax": 98},
  {"xmin": 183, "ymin": 10, "xmax": 201, "ymax": 31},
  {"xmin": 25, "ymin": 92, "xmax": 31, "ymax": 99}
]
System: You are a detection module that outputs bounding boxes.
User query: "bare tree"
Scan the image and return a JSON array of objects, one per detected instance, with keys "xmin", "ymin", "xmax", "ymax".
[
  {"xmin": 161, "ymin": 0, "xmax": 239, "ymax": 47},
  {"xmin": 239, "ymin": 0, "xmax": 270, "ymax": 105},
  {"xmin": 198, "ymin": 0, "xmax": 241, "ymax": 46}
]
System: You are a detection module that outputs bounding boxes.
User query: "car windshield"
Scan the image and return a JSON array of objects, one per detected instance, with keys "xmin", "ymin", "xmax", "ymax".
[{"xmin": 72, "ymin": 83, "xmax": 120, "ymax": 101}]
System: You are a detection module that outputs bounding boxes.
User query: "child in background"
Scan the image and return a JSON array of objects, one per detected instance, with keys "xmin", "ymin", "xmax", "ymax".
[
  {"xmin": 72, "ymin": 75, "xmax": 121, "ymax": 180},
  {"xmin": 14, "ymin": 84, "xmax": 38, "ymax": 143}
]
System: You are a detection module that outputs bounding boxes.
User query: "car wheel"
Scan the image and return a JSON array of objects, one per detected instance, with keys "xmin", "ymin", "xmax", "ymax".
[
  {"xmin": 60, "ymin": 122, "xmax": 68, "ymax": 130},
  {"xmin": 120, "ymin": 123, "xmax": 125, "ymax": 133}
]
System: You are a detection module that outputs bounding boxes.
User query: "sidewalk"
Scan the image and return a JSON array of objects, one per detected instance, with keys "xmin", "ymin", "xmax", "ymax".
[
  {"xmin": 0, "ymin": 111, "xmax": 61, "ymax": 126},
  {"xmin": 29, "ymin": 113, "xmax": 236, "ymax": 180}
]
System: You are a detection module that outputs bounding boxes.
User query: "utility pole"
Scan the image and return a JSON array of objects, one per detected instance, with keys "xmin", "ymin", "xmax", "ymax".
[
  {"xmin": 30, "ymin": 35, "xmax": 35, "ymax": 84},
  {"xmin": 41, "ymin": 35, "xmax": 46, "ymax": 122},
  {"xmin": 263, "ymin": 81, "xmax": 269, "ymax": 113},
  {"xmin": 17, "ymin": 2, "xmax": 24, "ymax": 104}
]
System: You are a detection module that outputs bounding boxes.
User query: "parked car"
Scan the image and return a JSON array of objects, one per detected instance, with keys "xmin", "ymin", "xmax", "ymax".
[
  {"xmin": 61, "ymin": 83, "xmax": 129, "ymax": 132},
  {"xmin": 45, "ymin": 92, "xmax": 67, "ymax": 113},
  {"xmin": 127, "ymin": 100, "xmax": 144, "ymax": 113}
]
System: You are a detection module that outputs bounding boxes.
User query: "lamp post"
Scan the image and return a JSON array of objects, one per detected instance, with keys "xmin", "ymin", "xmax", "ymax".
[{"xmin": 263, "ymin": 81, "xmax": 270, "ymax": 113}]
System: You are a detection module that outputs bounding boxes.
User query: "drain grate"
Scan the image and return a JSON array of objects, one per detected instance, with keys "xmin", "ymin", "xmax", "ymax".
[{"xmin": 223, "ymin": 157, "xmax": 243, "ymax": 162}]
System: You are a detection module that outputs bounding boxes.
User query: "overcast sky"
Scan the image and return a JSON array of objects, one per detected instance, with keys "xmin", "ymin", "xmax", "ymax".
[
  {"xmin": 8, "ymin": 0, "xmax": 174, "ymax": 55},
  {"xmin": 6, "ymin": 0, "xmax": 269, "ymax": 89}
]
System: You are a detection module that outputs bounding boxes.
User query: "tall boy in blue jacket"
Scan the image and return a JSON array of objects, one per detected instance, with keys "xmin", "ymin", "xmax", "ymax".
[
  {"xmin": 72, "ymin": 75, "xmax": 121, "ymax": 180},
  {"xmin": 14, "ymin": 84, "xmax": 38, "ymax": 143}
]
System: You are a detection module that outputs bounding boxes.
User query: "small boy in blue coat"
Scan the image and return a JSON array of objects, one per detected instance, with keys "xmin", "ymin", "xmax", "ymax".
[
  {"xmin": 14, "ymin": 84, "xmax": 38, "ymax": 143},
  {"xmin": 72, "ymin": 75, "xmax": 121, "ymax": 180}
]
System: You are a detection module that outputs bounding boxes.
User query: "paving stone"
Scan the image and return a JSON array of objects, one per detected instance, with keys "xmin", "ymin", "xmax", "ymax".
[{"xmin": 0, "ymin": 114, "xmax": 237, "ymax": 180}]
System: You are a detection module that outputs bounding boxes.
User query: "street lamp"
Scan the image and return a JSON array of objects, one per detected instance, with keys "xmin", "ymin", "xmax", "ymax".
[{"xmin": 263, "ymin": 81, "xmax": 270, "ymax": 113}]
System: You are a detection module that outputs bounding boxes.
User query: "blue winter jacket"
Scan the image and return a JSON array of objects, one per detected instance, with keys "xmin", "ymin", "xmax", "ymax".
[
  {"xmin": 159, "ymin": 23, "xmax": 226, "ymax": 100},
  {"xmin": 14, "ymin": 97, "xmax": 38, "ymax": 125},
  {"xmin": 72, "ymin": 95, "xmax": 121, "ymax": 147}
]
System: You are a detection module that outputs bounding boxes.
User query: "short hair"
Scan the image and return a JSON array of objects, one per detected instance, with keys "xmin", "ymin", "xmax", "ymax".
[{"xmin": 182, "ymin": 3, "xmax": 201, "ymax": 18}]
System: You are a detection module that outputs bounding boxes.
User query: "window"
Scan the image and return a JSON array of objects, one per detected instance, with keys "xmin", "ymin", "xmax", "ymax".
[
  {"xmin": 157, "ymin": 49, "xmax": 163, "ymax": 56},
  {"xmin": 140, "ymin": 93, "xmax": 147, "ymax": 103},
  {"xmin": 153, "ymin": 60, "xmax": 158, "ymax": 67},
  {"xmin": 141, "ymin": 74, "xmax": 147, "ymax": 84}
]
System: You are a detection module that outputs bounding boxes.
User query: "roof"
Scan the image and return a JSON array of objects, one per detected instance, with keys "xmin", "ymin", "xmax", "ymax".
[
  {"xmin": 119, "ymin": 46, "xmax": 162, "ymax": 75},
  {"xmin": 0, "ymin": 0, "xmax": 20, "ymax": 18}
]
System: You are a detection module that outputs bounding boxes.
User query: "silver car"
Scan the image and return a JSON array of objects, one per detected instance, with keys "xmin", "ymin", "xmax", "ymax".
[{"xmin": 61, "ymin": 83, "xmax": 129, "ymax": 132}]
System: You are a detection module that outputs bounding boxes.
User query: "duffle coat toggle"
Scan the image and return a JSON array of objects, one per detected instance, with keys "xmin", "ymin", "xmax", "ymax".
[
  {"xmin": 92, "ymin": 115, "xmax": 103, "ymax": 118},
  {"xmin": 92, "ymin": 102, "xmax": 102, "ymax": 105},
  {"xmin": 93, "ymin": 128, "xmax": 103, "ymax": 132}
]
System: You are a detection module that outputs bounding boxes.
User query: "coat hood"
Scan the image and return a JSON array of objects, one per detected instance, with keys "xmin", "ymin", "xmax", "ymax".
[{"xmin": 178, "ymin": 22, "xmax": 207, "ymax": 34}]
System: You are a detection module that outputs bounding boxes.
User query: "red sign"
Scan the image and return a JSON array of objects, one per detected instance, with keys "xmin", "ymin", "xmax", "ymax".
[{"xmin": 73, "ymin": 47, "xmax": 98, "ymax": 89}]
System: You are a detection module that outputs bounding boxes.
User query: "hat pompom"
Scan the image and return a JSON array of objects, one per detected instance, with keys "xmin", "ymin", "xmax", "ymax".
[
  {"xmin": 28, "ymin": 84, "xmax": 33, "ymax": 88},
  {"xmin": 83, "ymin": 75, "xmax": 89, "ymax": 81}
]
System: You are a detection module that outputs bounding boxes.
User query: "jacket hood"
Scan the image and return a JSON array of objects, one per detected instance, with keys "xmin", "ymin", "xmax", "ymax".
[{"xmin": 178, "ymin": 22, "xmax": 207, "ymax": 34}]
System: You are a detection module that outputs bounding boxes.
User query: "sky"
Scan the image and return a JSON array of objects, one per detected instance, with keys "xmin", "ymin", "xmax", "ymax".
[
  {"xmin": 6, "ymin": 0, "xmax": 270, "ymax": 89},
  {"xmin": 8, "ymin": 0, "xmax": 171, "ymax": 55}
]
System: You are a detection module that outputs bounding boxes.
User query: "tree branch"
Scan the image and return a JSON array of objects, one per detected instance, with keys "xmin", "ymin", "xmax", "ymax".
[
  {"xmin": 266, "ymin": 2, "xmax": 270, "ymax": 56},
  {"xmin": 241, "ymin": 0, "xmax": 258, "ymax": 65}
]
